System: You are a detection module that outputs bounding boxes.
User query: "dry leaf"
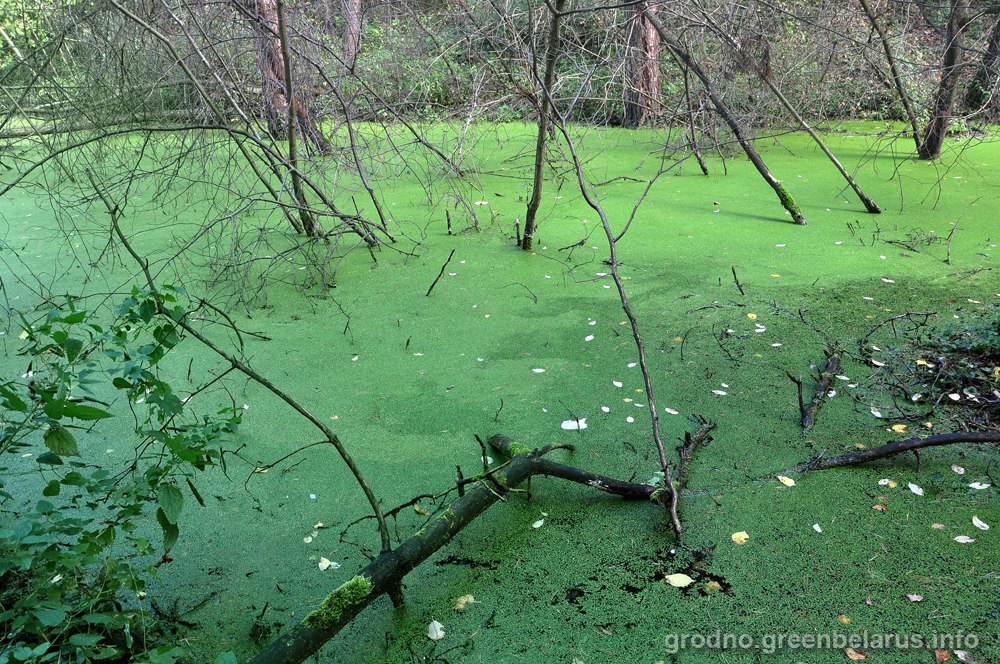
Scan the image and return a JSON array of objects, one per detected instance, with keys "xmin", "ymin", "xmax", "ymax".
[
  {"xmin": 935, "ymin": 649, "xmax": 952, "ymax": 663},
  {"xmin": 838, "ymin": 615, "xmax": 852, "ymax": 624},
  {"xmin": 845, "ymin": 647, "xmax": 867, "ymax": 660},
  {"xmin": 906, "ymin": 594, "xmax": 923, "ymax": 602},
  {"xmin": 317, "ymin": 557, "xmax": 341, "ymax": 571},
  {"xmin": 953, "ymin": 536, "xmax": 976, "ymax": 544},
  {"xmin": 705, "ymin": 581, "xmax": 722, "ymax": 592},
  {"xmin": 891, "ymin": 424, "xmax": 908, "ymax": 433},
  {"xmin": 427, "ymin": 620, "xmax": 446, "ymax": 641},
  {"xmin": 731, "ymin": 531, "xmax": 750, "ymax": 545},
  {"xmin": 777, "ymin": 475, "xmax": 796, "ymax": 487},
  {"xmin": 932, "ymin": 523, "xmax": 946, "ymax": 529},
  {"xmin": 666, "ymin": 573, "xmax": 695, "ymax": 588},
  {"xmin": 972, "ymin": 516, "xmax": 989, "ymax": 531},
  {"xmin": 454, "ymin": 594, "xmax": 476, "ymax": 611},
  {"xmin": 413, "ymin": 505, "xmax": 430, "ymax": 516},
  {"xmin": 872, "ymin": 505, "xmax": 887, "ymax": 512},
  {"xmin": 747, "ymin": 313, "xmax": 758, "ymax": 320},
  {"xmin": 951, "ymin": 465, "xmax": 965, "ymax": 475}
]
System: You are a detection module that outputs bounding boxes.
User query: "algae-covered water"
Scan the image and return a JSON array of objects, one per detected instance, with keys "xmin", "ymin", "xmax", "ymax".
[{"xmin": 1, "ymin": 124, "xmax": 997, "ymax": 662}]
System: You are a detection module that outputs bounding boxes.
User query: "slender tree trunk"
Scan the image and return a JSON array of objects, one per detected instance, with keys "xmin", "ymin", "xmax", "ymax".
[
  {"xmin": 623, "ymin": 3, "xmax": 661, "ymax": 128},
  {"xmin": 642, "ymin": 6, "xmax": 806, "ymax": 225},
  {"xmin": 919, "ymin": 0, "xmax": 969, "ymax": 160},
  {"xmin": 763, "ymin": 78, "xmax": 880, "ymax": 213},
  {"xmin": 857, "ymin": 0, "xmax": 922, "ymax": 150},
  {"xmin": 522, "ymin": 0, "xmax": 567, "ymax": 251},
  {"xmin": 242, "ymin": 0, "xmax": 330, "ymax": 155},
  {"xmin": 342, "ymin": 0, "xmax": 362, "ymax": 71},
  {"xmin": 966, "ymin": 13, "xmax": 1000, "ymax": 119}
]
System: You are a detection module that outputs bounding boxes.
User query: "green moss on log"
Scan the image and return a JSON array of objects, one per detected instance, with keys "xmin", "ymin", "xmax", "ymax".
[
  {"xmin": 507, "ymin": 442, "xmax": 532, "ymax": 456},
  {"xmin": 302, "ymin": 576, "xmax": 372, "ymax": 630}
]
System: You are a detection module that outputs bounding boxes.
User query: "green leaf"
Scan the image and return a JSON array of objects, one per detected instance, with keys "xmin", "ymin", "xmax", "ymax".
[
  {"xmin": 157, "ymin": 483, "xmax": 184, "ymax": 524},
  {"xmin": 62, "ymin": 402, "xmax": 113, "ymax": 421},
  {"xmin": 63, "ymin": 337, "xmax": 84, "ymax": 362},
  {"xmin": 35, "ymin": 451, "xmax": 64, "ymax": 465},
  {"xmin": 34, "ymin": 606, "xmax": 67, "ymax": 626},
  {"xmin": 42, "ymin": 480, "xmax": 61, "ymax": 497},
  {"xmin": 44, "ymin": 424, "xmax": 79, "ymax": 456},
  {"xmin": 156, "ymin": 508, "xmax": 179, "ymax": 552},
  {"xmin": 0, "ymin": 383, "xmax": 27, "ymax": 412},
  {"xmin": 213, "ymin": 653, "xmax": 238, "ymax": 664},
  {"xmin": 68, "ymin": 633, "xmax": 104, "ymax": 647},
  {"xmin": 186, "ymin": 478, "xmax": 206, "ymax": 508},
  {"xmin": 59, "ymin": 310, "xmax": 88, "ymax": 325}
]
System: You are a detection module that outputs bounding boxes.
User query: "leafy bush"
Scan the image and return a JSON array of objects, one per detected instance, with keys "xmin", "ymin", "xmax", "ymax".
[{"xmin": 0, "ymin": 287, "xmax": 240, "ymax": 663}]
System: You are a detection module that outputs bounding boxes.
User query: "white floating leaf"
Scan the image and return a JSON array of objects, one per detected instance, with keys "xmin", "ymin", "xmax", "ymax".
[
  {"xmin": 870, "ymin": 408, "xmax": 883, "ymax": 419},
  {"xmin": 427, "ymin": 620, "xmax": 446, "ymax": 641},
  {"xmin": 836, "ymin": 375, "xmax": 851, "ymax": 381},
  {"xmin": 881, "ymin": 278, "xmax": 895, "ymax": 283},
  {"xmin": 877, "ymin": 478, "xmax": 892, "ymax": 486},
  {"xmin": 712, "ymin": 390, "xmax": 727, "ymax": 396},
  {"xmin": 624, "ymin": 416, "xmax": 634, "ymax": 423},
  {"xmin": 665, "ymin": 573, "xmax": 694, "ymax": 588},
  {"xmin": 584, "ymin": 334, "xmax": 595, "ymax": 342},
  {"xmin": 906, "ymin": 593, "xmax": 923, "ymax": 602},
  {"xmin": 969, "ymin": 482, "xmax": 990, "ymax": 490},
  {"xmin": 613, "ymin": 380, "xmax": 623, "ymax": 388},
  {"xmin": 871, "ymin": 359, "xmax": 885, "ymax": 367},
  {"xmin": 953, "ymin": 536, "xmax": 976, "ymax": 544},
  {"xmin": 812, "ymin": 524, "xmax": 823, "ymax": 533},
  {"xmin": 318, "ymin": 557, "xmax": 340, "ymax": 571},
  {"xmin": 948, "ymin": 393, "xmax": 961, "ymax": 401},
  {"xmin": 665, "ymin": 407, "xmax": 679, "ymax": 415},
  {"xmin": 777, "ymin": 476, "xmax": 795, "ymax": 487},
  {"xmin": 627, "ymin": 362, "xmax": 637, "ymax": 368},
  {"xmin": 972, "ymin": 516, "xmax": 990, "ymax": 531},
  {"xmin": 303, "ymin": 536, "xmax": 313, "ymax": 544},
  {"xmin": 907, "ymin": 483, "xmax": 924, "ymax": 496},
  {"xmin": 721, "ymin": 383, "xmax": 730, "ymax": 388},
  {"xmin": 532, "ymin": 519, "xmax": 544, "ymax": 529},
  {"xmin": 532, "ymin": 368, "xmax": 546, "ymax": 373},
  {"xmin": 951, "ymin": 465, "xmax": 965, "ymax": 475},
  {"xmin": 560, "ymin": 418, "xmax": 587, "ymax": 431},
  {"xmin": 601, "ymin": 406, "xmax": 610, "ymax": 413}
]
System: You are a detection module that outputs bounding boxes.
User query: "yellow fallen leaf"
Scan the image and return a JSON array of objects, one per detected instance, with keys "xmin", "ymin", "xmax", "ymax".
[
  {"xmin": 705, "ymin": 581, "xmax": 722, "ymax": 592},
  {"xmin": 414, "ymin": 505, "xmax": 430, "ymax": 516},
  {"xmin": 770, "ymin": 274, "xmax": 781, "ymax": 278},
  {"xmin": 845, "ymin": 647, "xmax": 867, "ymax": 660},
  {"xmin": 747, "ymin": 313, "xmax": 758, "ymax": 320},
  {"xmin": 731, "ymin": 531, "xmax": 750, "ymax": 545},
  {"xmin": 916, "ymin": 359, "xmax": 929, "ymax": 366},
  {"xmin": 673, "ymin": 337, "xmax": 684, "ymax": 342},
  {"xmin": 777, "ymin": 475, "xmax": 796, "ymax": 487},
  {"xmin": 854, "ymin": 443, "xmax": 866, "ymax": 449},
  {"xmin": 454, "ymin": 594, "xmax": 476, "ymax": 611},
  {"xmin": 666, "ymin": 573, "xmax": 695, "ymax": 588},
  {"xmin": 887, "ymin": 480, "xmax": 897, "ymax": 488},
  {"xmin": 931, "ymin": 523, "xmax": 945, "ymax": 529},
  {"xmin": 891, "ymin": 424, "xmax": 908, "ymax": 433},
  {"xmin": 838, "ymin": 615, "xmax": 852, "ymax": 624}
]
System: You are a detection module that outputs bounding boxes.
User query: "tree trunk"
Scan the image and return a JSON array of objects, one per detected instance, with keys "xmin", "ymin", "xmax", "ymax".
[
  {"xmin": 642, "ymin": 6, "xmax": 806, "ymax": 225},
  {"xmin": 521, "ymin": 0, "xmax": 567, "ymax": 251},
  {"xmin": 918, "ymin": 0, "xmax": 969, "ymax": 160},
  {"xmin": 240, "ymin": 0, "xmax": 330, "ymax": 155},
  {"xmin": 965, "ymin": 13, "xmax": 1000, "ymax": 119},
  {"xmin": 342, "ymin": 0, "xmax": 362, "ymax": 71},
  {"xmin": 623, "ymin": 3, "xmax": 661, "ymax": 128},
  {"xmin": 858, "ymin": 0, "xmax": 922, "ymax": 150}
]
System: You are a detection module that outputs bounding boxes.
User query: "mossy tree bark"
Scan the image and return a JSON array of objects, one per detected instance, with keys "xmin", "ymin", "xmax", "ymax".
[
  {"xmin": 249, "ymin": 435, "xmax": 664, "ymax": 664},
  {"xmin": 522, "ymin": 0, "xmax": 567, "ymax": 251},
  {"xmin": 642, "ymin": 5, "xmax": 806, "ymax": 225}
]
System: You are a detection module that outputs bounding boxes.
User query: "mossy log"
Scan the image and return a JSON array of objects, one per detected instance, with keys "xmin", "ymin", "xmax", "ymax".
[{"xmin": 249, "ymin": 435, "xmax": 660, "ymax": 664}]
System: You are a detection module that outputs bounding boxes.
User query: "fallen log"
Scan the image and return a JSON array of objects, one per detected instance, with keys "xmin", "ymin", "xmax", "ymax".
[
  {"xmin": 804, "ymin": 431, "xmax": 1000, "ymax": 470},
  {"xmin": 249, "ymin": 435, "xmax": 660, "ymax": 664}
]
